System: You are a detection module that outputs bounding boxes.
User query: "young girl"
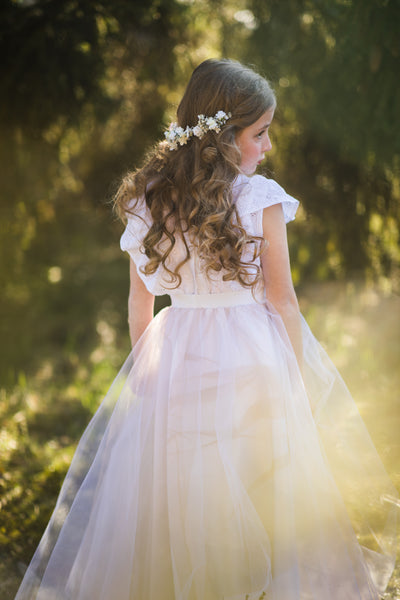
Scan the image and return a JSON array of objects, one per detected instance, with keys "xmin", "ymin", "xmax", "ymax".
[{"xmin": 16, "ymin": 59, "xmax": 397, "ymax": 600}]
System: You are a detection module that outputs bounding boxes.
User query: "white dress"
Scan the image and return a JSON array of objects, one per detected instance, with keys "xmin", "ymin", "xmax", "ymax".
[{"xmin": 16, "ymin": 175, "xmax": 398, "ymax": 600}]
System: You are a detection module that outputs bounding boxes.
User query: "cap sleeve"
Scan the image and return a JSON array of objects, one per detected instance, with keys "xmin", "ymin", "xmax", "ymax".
[
  {"xmin": 120, "ymin": 199, "xmax": 151, "ymax": 269},
  {"xmin": 235, "ymin": 174, "xmax": 299, "ymax": 223}
]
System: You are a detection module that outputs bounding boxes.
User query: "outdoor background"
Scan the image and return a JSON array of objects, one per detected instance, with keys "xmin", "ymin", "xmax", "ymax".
[{"xmin": 0, "ymin": 0, "xmax": 399, "ymax": 597}]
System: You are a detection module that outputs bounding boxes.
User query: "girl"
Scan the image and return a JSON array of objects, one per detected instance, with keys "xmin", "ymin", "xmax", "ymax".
[{"xmin": 16, "ymin": 59, "xmax": 397, "ymax": 600}]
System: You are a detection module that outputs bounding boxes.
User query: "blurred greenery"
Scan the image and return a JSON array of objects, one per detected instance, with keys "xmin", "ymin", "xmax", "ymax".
[
  {"xmin": 0, "ymin": 0, "xmax": 399, "ymax": 597},
  {"xmin": 247, "ymin": 0, "xmax": 400, "ymax": 283}
]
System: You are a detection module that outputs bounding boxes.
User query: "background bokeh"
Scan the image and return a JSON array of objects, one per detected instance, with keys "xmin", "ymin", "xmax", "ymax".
[{"xmin": 0, "ymin": 0, "xmax": 399, "ymax": 596}]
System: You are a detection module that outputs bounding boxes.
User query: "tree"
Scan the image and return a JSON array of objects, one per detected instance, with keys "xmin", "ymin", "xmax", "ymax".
[
  {"xmin": 0, "ymin": 0, "xmax": 193, "ymax": 384},
  {"xmin": 247, "ymin": 0, "xmax": 400, "ymax": 284}
]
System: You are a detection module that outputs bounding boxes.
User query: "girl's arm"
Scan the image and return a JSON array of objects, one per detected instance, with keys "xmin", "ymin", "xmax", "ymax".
[
  {"xmin": 128, "ymin": 258, "xmax": 155, "ymax": 348},
  {"xmin": 261, "ymin": 204, "xmax": 303, "ymax": 371}
]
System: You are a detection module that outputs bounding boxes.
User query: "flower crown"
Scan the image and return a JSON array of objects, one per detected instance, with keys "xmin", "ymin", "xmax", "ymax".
[{"xmin": 164, "ymin": 110, "xmax": 231, "ymax": 151}]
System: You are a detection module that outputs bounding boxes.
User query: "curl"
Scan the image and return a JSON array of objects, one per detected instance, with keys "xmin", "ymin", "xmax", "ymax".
[
  {"xmin": 114, "ymin": 59, "xmax": 275, "ymax": 293},
  {"xmin": 115, "ymin": 134, "xmax": 266, "ymax": 293}
]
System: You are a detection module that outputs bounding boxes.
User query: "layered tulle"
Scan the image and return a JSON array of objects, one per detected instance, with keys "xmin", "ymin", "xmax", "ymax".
[{"xmin": 16, "ymin": 297, "xmax": 398, "ymax": 600}]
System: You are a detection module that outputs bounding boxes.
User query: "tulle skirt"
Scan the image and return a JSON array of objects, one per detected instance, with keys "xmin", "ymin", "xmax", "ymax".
[{"xmin": 16, "ymin": 292, "xmax": 398, "ymax": 599}]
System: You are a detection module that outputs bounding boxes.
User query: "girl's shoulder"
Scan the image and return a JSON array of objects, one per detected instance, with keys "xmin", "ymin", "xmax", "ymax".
[{"xmin": 233, "ymin": 174, "xmax": 299, "ymax": 224}]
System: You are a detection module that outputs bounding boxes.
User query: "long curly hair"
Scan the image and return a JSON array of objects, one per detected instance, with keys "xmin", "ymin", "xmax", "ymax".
[{"xmin": 114, "ymin": 58, "xmax": 276, "ymax": 290}]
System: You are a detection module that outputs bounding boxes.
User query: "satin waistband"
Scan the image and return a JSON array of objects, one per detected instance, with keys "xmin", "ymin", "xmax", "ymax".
[{"xmin": 170, "ymin": 290, "xmax": 259, "ymax": 308}]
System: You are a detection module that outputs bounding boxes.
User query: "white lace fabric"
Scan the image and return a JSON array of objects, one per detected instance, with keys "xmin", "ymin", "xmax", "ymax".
[{"xmin": 120, "ymin": 174, "xmax": 299, "ymax": 296}]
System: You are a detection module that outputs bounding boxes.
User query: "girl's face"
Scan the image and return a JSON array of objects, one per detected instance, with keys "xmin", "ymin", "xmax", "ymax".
[{"xmin": 236, "ymin": 107, "xmax": 275, "ymax": 175}]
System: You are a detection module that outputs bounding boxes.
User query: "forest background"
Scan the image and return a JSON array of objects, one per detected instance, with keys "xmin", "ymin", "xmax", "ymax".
[{"xmin": 0, "ymin": 0, "xmax": 399, "ymax": 597}]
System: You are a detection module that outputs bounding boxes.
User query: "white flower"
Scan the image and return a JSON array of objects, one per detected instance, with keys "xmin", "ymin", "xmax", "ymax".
[
  {"xmin": 206, "ymin": 117, "xmax": 218, "ymax": 130},
  {"xmin": 192, "ymin": 125, "xmax": 204, "ymax": 138},
  {"xmin": 163, "ymin": 110, "xmax": 231, "ymax": 150}
]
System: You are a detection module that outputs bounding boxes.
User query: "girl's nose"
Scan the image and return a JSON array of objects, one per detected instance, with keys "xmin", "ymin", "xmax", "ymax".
[{"xmin": 264, "ymin": 134, "xmax": 272, "ymax": 152}]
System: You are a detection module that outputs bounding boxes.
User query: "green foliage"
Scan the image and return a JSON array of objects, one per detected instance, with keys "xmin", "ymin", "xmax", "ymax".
[
  {"xmin": 249, "ymin": 0, "xmax": 400, "ymax": 167},
  {"xmin": 0, "ymin": 0, "xmax": 193, "ymax": 133},
  {"xmin": 0, "ymin": 0, "xmax": 196, "ymax": 387},
  {"xmin": 0, "ymin": 0, "xmax": 105, "ymax": 132},
  {"xmin": 247, "ymin": 0, "xmax": 400, "ymax": 284}
]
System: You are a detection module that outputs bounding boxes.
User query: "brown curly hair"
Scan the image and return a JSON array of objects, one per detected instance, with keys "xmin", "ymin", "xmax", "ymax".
[{"xmin": 114, "ymin": 58, "xmax": 276, "ymax": 290}]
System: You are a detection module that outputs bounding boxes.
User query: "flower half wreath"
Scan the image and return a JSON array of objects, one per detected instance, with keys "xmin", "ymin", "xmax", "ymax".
[{"xmin": 164, "ymin": 110, "xmax": 231, "ymax": 151}]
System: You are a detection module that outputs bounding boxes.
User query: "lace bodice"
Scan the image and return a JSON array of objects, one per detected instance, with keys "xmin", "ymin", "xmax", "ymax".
[{"xmin": 120, "ymin": 174, "xmax": 299, "ymax": 296}]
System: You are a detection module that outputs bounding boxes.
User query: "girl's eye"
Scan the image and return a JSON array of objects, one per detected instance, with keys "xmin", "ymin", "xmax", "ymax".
[{"xmin": 256, "ymin": 128, "xmax": 268, "ymax": 139}]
